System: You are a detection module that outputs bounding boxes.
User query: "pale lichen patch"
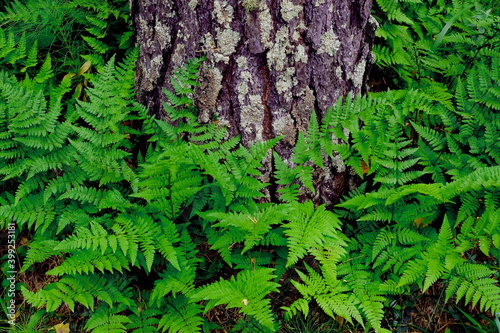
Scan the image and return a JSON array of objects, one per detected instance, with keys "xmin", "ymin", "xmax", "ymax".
[
  {"xmin": 330, "ymin": 129, "xmax": 350, "ymax": 172},
  {"xmin": 188, "ymin": 0, "xmax": 198, "ymax": 10},
  {"xmin": 368, "ymin": 15, "xmax": 380, "ymax": 31},
  {"xmin": 171, "ymin": 43, "xmax": 186, "ymax": 67},
  {"xmin": 203, "ymin": 28, "xmax": 239, "ymax": 64},
  {"xmin": 275, "ymin": 67, "xmax": 297, "ymax": 102},
  {"xmin": 294, "ymin": 44, "xmax": 308, "ymax": 63},
  {"xmin": 352, "ymin": 60, "xmax": 366, "ymax": 89},
  {"xmin": 197, "ymin": 65, "xmax": 223, "ymax": 123},
  {"xmin": 267, "ymin": 27, "xmax": 291, "ymax": 71},
  {"xmin": 335, "ymin": 66, "xmax": 342, "ymax": 80},
  {"xmin": 318, "ymin": 28, "xmax": 341, "ymax": 56},
  {"xmin": 258, "ymin": 4, "xmax": 273, "ymax": 49},
  {"xmin": 292, "ymin": 21, "xmax": 306, "ymax": 41},
  {"xmin": 242, "ymin": 0, "xmax": 259, "ymax": 12},
  {"xmin": 240, "ymin": 94, "xmax": 265, "ymax": 142},
  {"xmin": 272, "ymin": 113, "xmax": 296, "ymax": 145},
  {"xmin": 211, "ymin": 0, "xmax": 240, "ymax": 63},
  {"xmin": 137, "ymin": 16, "xmax": 152, "ymax": 40},
  {"xmin": 291, "ymin": 87, "xmax": 315, "ymax": 133},
  {"xmin": 331, "ymin": 152, "xmax": 346, "ymax": 173},
  {"xmin": 153, "ymin": 21, "xmax": 171, "ymax": 49},
  {"xmin": 280, "ymin": 0, "xmax": 303, "ymax": 23},
  {"xmin": 236, "ymin": 56, "xmax": 248, "ymax": 70},
  {"xmin": 213, "ymin": 0, "xmax": 234, "ymax": 26},
  {"xmin": 202, "ymin": 33, "xmax": 216, "ymax": 51},
  {"xmin": 240, "ymin": 70, "xmax": 253, "ymax": 84},
  {"xmin": 236, "ymin": 61, "xmax": 255, "ymax": 123},
  {"xmin": 237, "ymin": 72, "xmax": 250, "ymax": 100},
  {"xmin": 216, "ymin": 28, "xmax": 240, "ymax": 57},
  {"xmin": 236, "ymin": 58, "xmax": 253, "ymax": 104},
  {"xmin": 142, "ymin": 54, "xmax": 164, "ymax": 91}
]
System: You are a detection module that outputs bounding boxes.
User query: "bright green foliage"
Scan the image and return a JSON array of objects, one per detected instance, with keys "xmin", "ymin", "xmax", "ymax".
[
  {"xmin": 22, "ymin": 274, "xmax": 133, "ymax": 312},
  {"xmin": 0, "ymin": 0, "xmax": 132, "ymax": 77},
  {"xmin": 157, "ymin": 295, "xmax": 204, "ymax": 333},
  {"xmin": 191, "ymin": 268, "xmax": 280, "ymax": 332},
  {"xmin": 373, "ymin": 0, "xmax": 500, "ymax": 87},
  {"xmin": 283, "ymin": 202, "xmax": 346, "ymax": 268},
  {"xmin": 0, "ymin": 50, "xmax": 296, "ymax": 331},
  {"xmin": 281, "ymin": 72, "xmax": 500, "ymax": 330},
  {"xmin": 1, "ymin": 0, "xmax": 499, "ymax": 332},
  {"xmin": 85, "ymin": 303, "xmax": 132, "ymax": 333},
  {"xmin": 266, "ymin": 2, "xmax": 500, "ymax": 329}
]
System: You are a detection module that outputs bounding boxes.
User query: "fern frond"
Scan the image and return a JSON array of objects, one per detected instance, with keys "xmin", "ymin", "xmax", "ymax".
[
  {"xmin": 151, "ymin": 229, "xmax": 200, "ymax": 303},
  {"xmin": 85, "ymin": 303, "xmax": 131, "ymax": 333},
  {"xmin": 22, "ymin": 274, "xmax": 133, "ymax": 312},
  {"xmin": 158, "ymin": 295, "xmax": 203, "ymax": 333},
  {"xmin": 21, "ymin": 239, "xmax": 60, "ymax": 272},
  {"xmin": 191, "ymin": 268, "xmax": 279, "ymax": 330},
  {"xmin": 47, "ymin": 249, "xmax": 130, "ymax": 275},
  {"xmin": 284, "ymin": 201, "xmax": 346, "ymax": 267},
  {"xmin": 206, "ymin": 204, "xmax": 289, "ymax": 255}
]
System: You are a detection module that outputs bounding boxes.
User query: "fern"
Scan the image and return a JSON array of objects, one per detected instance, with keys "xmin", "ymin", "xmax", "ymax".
[
  {"xmin": 22, "ymin": 274, "xmax": 133, "ymax": 312},
  {"xmin": 85, "ymin": 303, "xmax": 131, "ymax": 333},
  {"xmin": 204, "ymin": 203, "xmax": 289, "ymax": 258},
  {"xmin": 150, "ymin": 229, "xmax": 200, "ymax": 303},
  {"xmin": 124, "ymin": 292, "xmax": 162, "ymax": 333},
  {"xmin": 157, "ymin": 295, "xmax": 204, "ymax": 333},
  {"xmin": 373, "ymin": 0, "xmax": 496, "ymax": 86},
  {"xmin": 284, "ymin": 201, "xmax": 347, "ymax": 267},
  {"xmin": 191, "ymin": 268, "xmax": 279, "ymax": 331},
  {"xmin": 287, "ymin": 262, "xmax": 390, "ymax": 333},
  {"xmin": 5, "ymin": 4, "xmax": 499, "ymax": 327}
]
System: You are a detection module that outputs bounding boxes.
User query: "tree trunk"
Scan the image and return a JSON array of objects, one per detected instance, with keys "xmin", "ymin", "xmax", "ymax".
[{"xmin": 131, "ymin": 0, "xmax": 376, "ymax": 205}]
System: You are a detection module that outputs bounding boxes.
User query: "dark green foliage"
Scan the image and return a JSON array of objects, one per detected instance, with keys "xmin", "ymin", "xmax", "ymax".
[
  {"xmin": 372, "ymin": 0, "xmax": 500, "ymax": 88},
  {"xmin": 1, "ymin": 0, "xmax": 499, "ymax": 332},
  {"xmin": 191, "ymin": 268, "xmax": 280, "ymax": 332},
  {"xmin": 0, "ymin": 50, "xmax": 294, "ymax": 331},
  {"xmin": 270, "ymin": 1, "xmax": 500, "ymax": 329},
  {"xmin": 0, "ymin": 0, "xmax": 132, "ymax": 77},
  {"xmin": 279, "ymin": 65, "xmax": 500, "ymax": 331}
]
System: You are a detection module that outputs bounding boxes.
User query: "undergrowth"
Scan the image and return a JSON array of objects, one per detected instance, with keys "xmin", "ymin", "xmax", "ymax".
[{"xmin": 0, "ymin": 0, "xmax": 499, "ymax": 332}]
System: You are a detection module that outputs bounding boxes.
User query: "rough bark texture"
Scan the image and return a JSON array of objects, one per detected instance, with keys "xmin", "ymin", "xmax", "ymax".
[{"xmin": 131, "ymin": 0, "xmax": 376, "ymax": 205}]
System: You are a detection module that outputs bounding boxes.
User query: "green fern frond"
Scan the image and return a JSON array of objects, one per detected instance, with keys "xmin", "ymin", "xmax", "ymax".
[
  {"xmin": 47, "ymin": 249, "xmax": 130, "ymax": 275},
  {"xmin": 126, "ymin": 307, "xmax": 161, "ymax": 333},
  {"xmin": 284, "ymin": 201, "xmax": 346, "ymax": 267},
  {"xmin": 132, "ymin": 150, "xmax": 203, "ymax": 220},
  {"xmin": 21, "ymin": 239, "xmax": 60, "ymax": 272},
  {"xmin": 447, "ymin": 263, "xmax": 500, "ymax": 313},
  {"xmin": 125, "ymin": 292, "xmax": 162, "ymax": 333},
  {"xmin": 82, "ymin": 35, "xmax": 109, "ymax": 54},
  {"xmin": 112, "ymin": 213, "xmax": 164, "ymax": 271},
  {"xmin": 191, "ymin": 268, "xmax": 279, "ymax": 330},
  {"xmin": 151, "ymin": 229, "xmax": 200, "ymax": 303},
  {"xmin": 158, "ymin": 295, "xmax": 203, "ymax": 333},
  {"xmin": 0, "ymin": 193, "xmax": 55, "ymax": 230},
  {"xmin": 22, "ymin": 274, "xmax": 133, "ymax": 312},
  {"xmin": 85, "ymin": 303, "xmax": 131, "ymax": 333},
  {"xmin": 207, "ymin": 204, "xmax": 288, "ymax": 254},
  {"xmin": 58, "ymin": 185, "xmax": 107, "ymax": 207},
  {"xmin": 34, "ymin": 55, "xmax": 53, "ymax": 84}
]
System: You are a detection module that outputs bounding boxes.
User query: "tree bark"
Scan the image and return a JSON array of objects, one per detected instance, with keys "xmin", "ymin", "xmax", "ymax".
[{"xmin": 131, "ymin": 0, "xmax": 376, "ymax": 205}]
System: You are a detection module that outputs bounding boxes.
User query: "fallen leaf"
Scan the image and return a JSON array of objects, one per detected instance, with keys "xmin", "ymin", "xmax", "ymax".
[
  {"xmin": 361, "ymin": 160, "xmax": 370, "ymax": 175},
  {"xmin": 53, "ymin": 323, "xmax": 70, "ymax": 333}
]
